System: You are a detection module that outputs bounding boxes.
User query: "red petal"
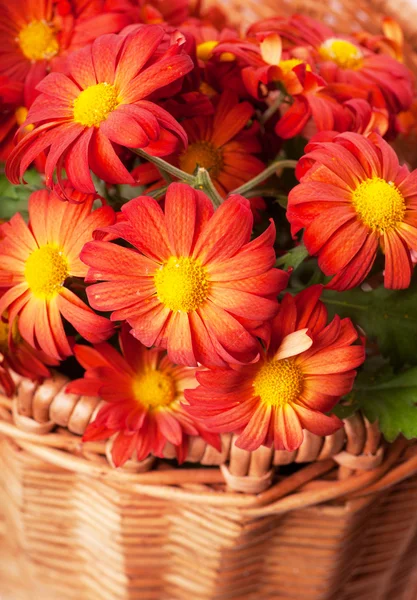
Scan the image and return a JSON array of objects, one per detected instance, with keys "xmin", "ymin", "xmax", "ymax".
[
  {"xmin": 193, "ymin": 195, "xmax": 253, "ymax": 264},
  {"xmin": 68, "ymin": 45, "xmax": 97, "ymax": 89},
  {"xmin": 300, "ymin": 346, "xmax": 365, "ymax": 374},
  {"xmin": 164, "ymin": 183, "xmax": 199, "ymax": 256},
  {"xmin": 120, "ymin": 195, "xmax": 171, "ymax": 261},
  {"xmin": 318, "ymin": 220, "xmax": 369, "ymax": 275},
  {"xmin": 122, "ymin": 54, "xmax": 193, "ymax": 103},
  {"xmin": 167, "ymin": 312, "xmax": 196, "ymax": 366},
  {"xmin": 89, "ymin": 128, "xmax": 135, "ymax": 185},
  {"xmin": 292, "ymin": 403, "xmax": 342, "ymax": 437},
  {"xmin": 100, "ymin": 110, "xmax": 150, "ymax": 148},
  {"xmin": 57, "ymin": 288, "xmax": 114, "ymax": 343},
  {"xmin": 235, "ymin": 401, "xmax": 272, "ymax": 451},
  {"xmin": 115, "ymin": 26, "xmax": 165, "ymax": 89},
  {"xmin": 384, "ymin": 230, "xmax": 412, "ymax": 289}
]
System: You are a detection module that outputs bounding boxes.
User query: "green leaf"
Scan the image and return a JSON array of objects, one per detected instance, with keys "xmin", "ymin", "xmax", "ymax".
[
  {"xmin": 322, "ymin": 282, "xmax": 417, "ymax": 367},
  {"xmin": 331, "ymin": 400, "xmax": 360, "ymax": 419},
  {"xmin": 275, "ymin": 243, "xmax": 309, "ymax": 271},
  {"xmin": 0, "ymin": 170, "xmax": 42, "ymax": 220},
  {"xmin": 353, "ymin": 367, "xmax": 417, "ymax": 442}
]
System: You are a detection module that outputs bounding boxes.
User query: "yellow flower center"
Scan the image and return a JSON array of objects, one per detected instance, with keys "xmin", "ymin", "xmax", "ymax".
[
  {"xmin": 197, "ymin": 40, "xmax": 219, "ymax": 61},
  {"xmin": 154, "ymin": 256, "xmax": 209, "ymax": 313},
  {"xmin": 18, "ymin": 20, "xmax": 59, "ymax": 62},
  {"xmin": 179, "ymin": 141, "xmax": 224, "ymax": 179},
  {"xmin": 253, "ymin": 358, "xmax": 304, "ymax": 407},
  {"xmin": 279, "ymin": 59, "xmax": 311, "ymax": 75},
  {"xmin": 24, "ymin": 245, "xmax": 69, "ymax": 300},
  {"xmin": 132, "ymin": 370, "xmax": 175, "ymax": 409},
  {"xmin": 352, "ymin": 177, "xmax": 405, "ymax": 232},
  {"xmin": 196, "ymin": 40, "xmax": 235, "ymax": 63},
  {"xmin": 319, "ymin": 38, "xmax": 363, "ymax": 70},
  {"xmin": 73, "ymin": 83, "xmax": 120, "ymax": 128},
  {"xmin": 15, "ymin": 107, "xmax": 34, "ymax": 132}
]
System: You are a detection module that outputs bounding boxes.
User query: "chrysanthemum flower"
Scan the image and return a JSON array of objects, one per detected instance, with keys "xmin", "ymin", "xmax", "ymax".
[
  {"xmin": 0, "ymin": 186, "xmax": 115, "ymax": 361},
  {"xmin": 82, "ymin": 183, "xmax": 288, "ymax": 367},
  {"xmin": 6, "ymin": 25, "xmax": 194, "ymax": 194},
  {"xmin": 249, "ymin": 15, "xmax": 413, "ymax": 113},
  {"xmin": 134, "ymin": 90, "xmax": 266, "ymax": 199},
  {"xmin": 185, "ymin": 286, "xmax": 365, "ymax": 452},
  {"xmin": 67, "ymin": 325, "xmax": 220, "ymax": 466},
  {"xmin": 0, "ymin": 0, "xmax": 133, "ymax": 101},
  {"xmin": 288, "ymin": 131, "xmax": 417, "ymax": 290},
  {"xmin": 0, "ymin": 311, "xmax": 58, "ymax": 396},
  {"xmin": 178, "ymin": 91, "xmax": 265, "ymax": 196}
]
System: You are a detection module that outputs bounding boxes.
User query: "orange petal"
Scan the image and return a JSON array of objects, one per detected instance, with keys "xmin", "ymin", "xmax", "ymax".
[
  {"xmin": 260, "ymin": 33, "xmax": 282, "ymax": 66},
  {"xmin": 384, "ymin": 230, "xmax": 412, "ymax": 289},
  {"xmin": 273, "ymin": 328, "xmax": 313, "ymax": 361}
]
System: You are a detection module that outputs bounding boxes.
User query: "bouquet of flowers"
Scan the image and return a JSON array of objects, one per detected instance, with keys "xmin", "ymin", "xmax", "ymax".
[{"xmin": 1, "ymin": 0, "xmax": 417, "ymax": 468}]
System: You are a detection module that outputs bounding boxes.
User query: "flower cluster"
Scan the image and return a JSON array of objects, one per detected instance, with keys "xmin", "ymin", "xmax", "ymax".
[{"xmin": 1, "ymin": 1, "xmax": 416, "ymax": 466}]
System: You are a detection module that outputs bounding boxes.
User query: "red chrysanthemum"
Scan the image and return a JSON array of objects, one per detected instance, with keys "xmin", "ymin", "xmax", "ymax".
[
  {"xmin": 68, "ymin": 324, "xmax": 220, "ymax": 466},
  {"xmin": 133, "ymin": 90, "xmax": 266, "ymax": 204},
  {"xmin": 288, "ymin": 131, "xmax": 417, "ymax": 290},
  {"xmin": 0, "ymin": 186, "xmax": 115, "ymax": 360},
  {"xmin": 249, "ymin": 15, "xmax": 413, "ymax": 113},
  {"xmin": 81, "ymin": 182, "xmax": 288, "ymax": 367},
  {"xmin": 185, "ymin": 286, "xmax": 364, "ymax": 452},
  {"xmin": 0, "ymin": 0, "xmax": 133, "ymax": 102},
  {"xmin": 0, "ymin": 311, "xmax": 58, "ymax": 396},
  {"xmin": 178, "ymin": 90, "xmax": 265, "ymax": 196},
  {"xmin": 6, "ymin": 25, "xmax": 194, "ymax": 195}
]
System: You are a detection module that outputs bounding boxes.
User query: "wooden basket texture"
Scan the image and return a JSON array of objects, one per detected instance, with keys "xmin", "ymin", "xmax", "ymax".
[{"xmin": 2, "ymin": 1, "xmax": 417, "ymax": 599}]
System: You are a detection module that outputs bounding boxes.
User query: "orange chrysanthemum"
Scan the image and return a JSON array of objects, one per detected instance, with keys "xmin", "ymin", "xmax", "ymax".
[
  {"xmin": 178, "ymin": 91, "xmax": 265, "ymax": 196},
  {"xmin": 68, "ymin": 325, "xmax": 220, "ymax": 466},
  {"xmin": 0, "ymin": 186, "xmax": 115, "ymax": 360},
  {"xmin": 288, "ymin": 131, "xmax": 417, "ymax": 290},
  {"xmin": 186, "ymin": 286, "xmax": 365, "ymax": 452},
  {"xmin": 6, "ymin": 25, "xmax": 194, "ymax": 195},
  {"xmin": 132, "ymin": 90, "xmax": 266, "ymax": 208},
  {"xmin": 0, "ymin": 311, "xmax": 58, "ymax": 396},
  {"xmin": 81, "ymin": 183, "xmax": 288, "ymax": 367}
]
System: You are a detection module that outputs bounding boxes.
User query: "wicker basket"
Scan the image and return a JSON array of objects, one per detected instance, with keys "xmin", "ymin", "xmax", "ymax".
[
  {"xmin": 1, "ymin": 373, "xmax": 417, "ymax": 600},
  {"xmin": 2, "ymin": 1, "xmax": 417, "ymax": 599}
]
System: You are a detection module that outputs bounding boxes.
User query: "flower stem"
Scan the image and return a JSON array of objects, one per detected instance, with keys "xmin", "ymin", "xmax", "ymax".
[
  {"xmin": 147, "ymin": 185, "xmax": 169, "ymax": 199},
  {"xmin": 231, "ymin": 159, "xmax": 298, "ymax": 196},
  {"xmin": 260, "ymin": 93, "xmax": 283, "ymax": 125},
  {"xmin": 193, "ymin": 168, "xmax": 223, "ymax": 208},
  {"xmin": 131, "ymin": 149, "xmax": 195, "ymax": 184}
]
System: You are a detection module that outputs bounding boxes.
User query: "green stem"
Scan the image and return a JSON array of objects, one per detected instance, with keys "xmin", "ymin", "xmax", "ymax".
[
  {"xmin": 193, "ymin": 168, "xmax": 223, "ymax": 208},
  {"xmin": 243, "ymin": 188, "xmax": 284, "ymax": 199},
  {"xmin": 232, "ymin": 159, "xmax": 298, "ymax": 196},
  {"xmin": 146, "ymin": 185, "xmax": 169, "ymax": 199},
  {"xmin": 131, "ymin": 149, "xmax": 195, "ymax": 184},
  {"xmin": 260, "ymin": 93, "xmax": 283, "ymax": 125}
]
